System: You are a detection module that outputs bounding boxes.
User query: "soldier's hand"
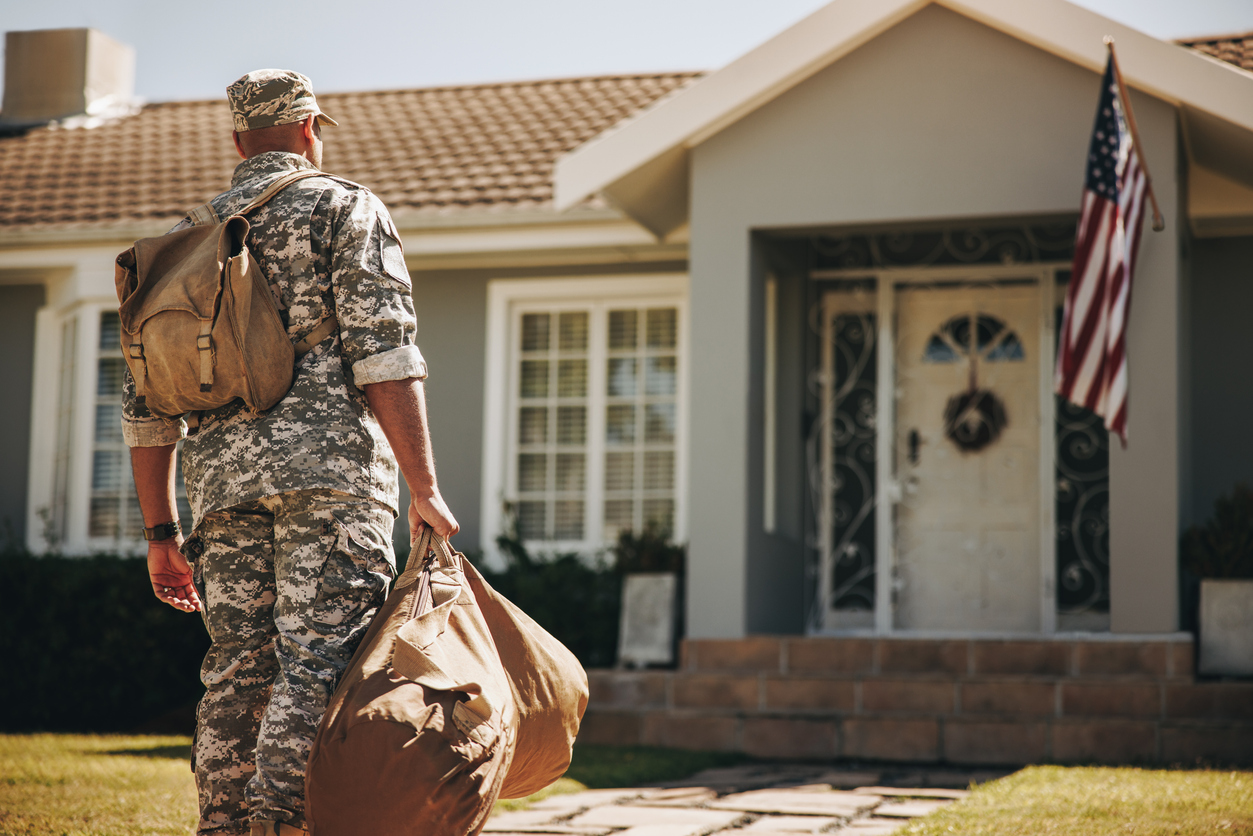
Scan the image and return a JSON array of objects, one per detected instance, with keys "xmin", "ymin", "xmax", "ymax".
[
  {"xmin": 409, "ymin": 491, "xmax": 459, "ymax": 542},
  {"xmin": 148, "ymin": 539, "xmax": 202, "ymax": 613}
]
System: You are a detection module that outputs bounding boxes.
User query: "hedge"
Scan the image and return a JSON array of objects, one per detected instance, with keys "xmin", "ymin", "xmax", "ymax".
[{"xmin": 0, "ymin": 528, "xmax": 683, "ymax": 733}]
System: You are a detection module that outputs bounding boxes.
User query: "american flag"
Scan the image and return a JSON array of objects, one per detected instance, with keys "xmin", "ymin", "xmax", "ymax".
[{"xmin": 1054, "ymin": 54, "xmax": 1151, "ymax": 444}]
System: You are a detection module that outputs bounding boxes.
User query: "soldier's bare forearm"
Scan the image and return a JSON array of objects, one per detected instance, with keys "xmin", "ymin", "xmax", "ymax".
[
  {"xmin": 130, "ymin": 443, "xmax": 180, "ymax": 528},
  {"xmin": 363, "ymin": 376, "xmax": 459, "ymax": 538},
  {"xmin": 363, "ymin": 377, "xmax": 439, "ymax": 494}
]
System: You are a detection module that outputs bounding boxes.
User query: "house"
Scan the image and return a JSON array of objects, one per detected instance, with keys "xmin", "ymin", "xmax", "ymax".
[{"xmin": 2, "ymin": 1, "xmax": 1251, "ymax": 763}]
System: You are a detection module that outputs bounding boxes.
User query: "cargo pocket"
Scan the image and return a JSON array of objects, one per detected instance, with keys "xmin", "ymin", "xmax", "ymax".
[{"xmin": 311, "ymin": 514, "xmax": 394, "ymax": 628}]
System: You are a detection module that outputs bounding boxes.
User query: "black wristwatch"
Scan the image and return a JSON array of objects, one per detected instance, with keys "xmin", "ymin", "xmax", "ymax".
[{"xmin": 143, "ymin": 521, "xmax": 182, "ymax": 541}]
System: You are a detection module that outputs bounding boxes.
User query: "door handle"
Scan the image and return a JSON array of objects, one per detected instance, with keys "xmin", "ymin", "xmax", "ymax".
[{"xmin": 908, "ymin": 429, "xmax": 921, "ymax": 465}]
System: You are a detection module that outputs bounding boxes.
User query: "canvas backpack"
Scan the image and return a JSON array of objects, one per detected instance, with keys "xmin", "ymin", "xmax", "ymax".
[{"xmin": 114, "ymin": 169, "xmax": 339, "ymax": 420}]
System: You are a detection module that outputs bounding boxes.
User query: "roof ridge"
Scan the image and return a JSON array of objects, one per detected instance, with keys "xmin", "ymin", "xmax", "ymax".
[
  {"xmin": 1176, "ymin": 31, "xmax": 1253, "ymax": 45},
  {"xmin": 135, "ymin": 71, "xmax": 707, "ymax": 108}
]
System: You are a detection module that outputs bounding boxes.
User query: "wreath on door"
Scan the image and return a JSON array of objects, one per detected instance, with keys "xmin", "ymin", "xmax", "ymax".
[{"xmin": 922, "ymin": 313, "xmax": 1024, "ymax": 453}]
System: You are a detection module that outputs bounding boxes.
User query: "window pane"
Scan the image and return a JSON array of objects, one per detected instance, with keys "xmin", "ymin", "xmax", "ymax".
[
  {"xmin": 518, "ymin": 453, "xmax": 547, "ymax": 492},
  {"xmin": 604, "ymin": 499, "xmax": 633, "ymax": 538},
  {"xmin": 607, "ymin": 405, "xmax": 636, "ymax": 444},
  {"xmin": 92, "ymin": 450, "xmax": 125, "ymax": 491},
  {"xmin": 97, "ymin": 357, "xmax": 126, "ymax": 396},
  {"xmin": 519, "ymin": 406, "xmax": 547, "ymax": 444},
  {"xmin": 557, "ymin": 359, "xmax": 587, "ymax": 397},
  {"xmin": 605, "ymin": 451, "xmax": 634, "ymax": 491},
  {"xmin": 644, "ymin": 403, "xmax": 675, "ymax": 443},
  {"xmin": 558, "ymin": 311, "xmax": 588, "ymax": 351},
  {"xmin": 99, "ymin": 311, "xmax": 121, "ymax": 351},
  {"xmin": 554, "ymin": 500, "xmax": 584, "ymax": 539},
  {"xmin": 521, "ymin": 313, "xmax": 550, "ymax": 351},
  {"xmin": 647, "ymin": 308, "xmax": 677, "ymax": 349},
  {"xmin": 95, "ymin": 403, "xmax": 123, "ymax": 443},
  {"xmin": 608, "ymin": 310, "xmax": 638, "ymax": 350},
  {"xmin": 644, "ymin": 451, "xmax": 674, "ymax": 490},
  {"xmin": 517, "ymin": 501, "xmax": 546, "ymax": 540},
  {"xmin": 557, "ymin": 406, "xmax": 586, "ymax": 444},
  {"xmin": 607, "ymin": 358, "xmax": 637, "ymax": 397},
  {"xmin": 644, "ymin": 356, "xmax": 676, "ymax": 396},
  {"xmin": 520, "ymin": 360, "xmax": 549, "ymax": 398},
  {"xmin": 89, "ymin": 496, "xmax": 120, "ymax": 538},
  {"xmin": 643, "ymin": 498, "xmax": 675, "ymax": 534},
  {"xmin": 556, "ymin": 453, "xmax": 585, "ymax": 491}
]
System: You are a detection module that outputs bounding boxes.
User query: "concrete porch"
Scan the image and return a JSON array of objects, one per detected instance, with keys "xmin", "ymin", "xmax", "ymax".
[{"xmin": 580, "ymin": 636, "xmax": 1253, "ymax": 766}]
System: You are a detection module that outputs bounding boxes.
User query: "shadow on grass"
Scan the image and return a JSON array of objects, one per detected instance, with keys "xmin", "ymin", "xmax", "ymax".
[{"xmin": 104, "ymin": 744, "xmax": 192, "ymax": 760}]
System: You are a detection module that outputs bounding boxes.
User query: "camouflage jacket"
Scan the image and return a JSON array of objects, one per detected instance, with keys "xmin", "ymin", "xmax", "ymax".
[{"xmin": 122, "ymin": 152, "xmax": 426, "ymax": 525}]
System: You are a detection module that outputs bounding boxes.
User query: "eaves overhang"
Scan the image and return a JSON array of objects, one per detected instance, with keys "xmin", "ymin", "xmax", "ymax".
[{"xmin": 553, "ymin": 0, "xmax": 1253, "ymax": 238}]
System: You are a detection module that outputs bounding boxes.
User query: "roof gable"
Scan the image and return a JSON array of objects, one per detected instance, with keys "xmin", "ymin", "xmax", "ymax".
[{"xmin": 554, "ymin": 0, "xmax": 1253, "ymax": 237}]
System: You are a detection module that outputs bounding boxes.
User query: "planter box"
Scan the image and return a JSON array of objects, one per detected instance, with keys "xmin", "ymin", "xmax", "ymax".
[{"xmin": 1198, "ymin": 579, "xmax": 1253, "ymax": 676}]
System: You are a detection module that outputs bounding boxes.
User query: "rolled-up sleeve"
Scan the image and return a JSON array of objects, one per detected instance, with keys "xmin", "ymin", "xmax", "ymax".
[
  {"xmin": 329, "ymin": 191, "xmax": 426, "ymax": 385},
  {"xmin": 122, "ymin": 369, "xmax": 186, "ymax": 447}
]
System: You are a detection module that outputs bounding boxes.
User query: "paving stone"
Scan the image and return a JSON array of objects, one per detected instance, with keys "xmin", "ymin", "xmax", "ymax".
[
  {"xmin": 527, "ymin": 789, "xmax": 646, "ymax": 812},
  {"xmin": 873, "ymin": 800, "xmax": 952, "ymax": 818},
  {"xmin": 483, "ymin": 830, "xmax": 614, "ymax": 836},
  {"xmin": 741, "ymin": 815, "xmax": 845, "ymax": 832},
  {"xmin": 836, "ymin": 818, "xmax": 906, "ymax": 835},
  {"xmin": 484, "ymin": 810, "xmax": 564, "ymax": 830},
  {"xmin": 616, "ymin": 826, "xmax": 727, "ymax": 836},
  {"xmin": 568, "ymin": 805, "xmax": 745, "ymax": 830},
  {"xmin": 709, "ymin": 789, "xmax": 883, "ymax": 817},
  {"xmin": 854, "ymin": 787, "xmax": 969, "ymax": 800},
  {"xmin": 815, "ymin": 771, "xmax": 883, "ymax": 789},
  {"xmin": 634, "ymin": 788, "xmax": 718, "ymax": 807}
]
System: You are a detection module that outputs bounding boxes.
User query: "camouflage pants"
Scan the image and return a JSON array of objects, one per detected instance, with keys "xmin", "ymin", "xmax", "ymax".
[{"xmin": 185, "ymin": 489, "xmax": 395, "ymax": 835}]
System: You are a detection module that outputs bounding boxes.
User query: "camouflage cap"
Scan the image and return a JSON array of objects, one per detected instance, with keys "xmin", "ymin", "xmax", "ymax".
[{"xmin": 227, "ymin": 69, "xmax": 339, "ymax": 132}]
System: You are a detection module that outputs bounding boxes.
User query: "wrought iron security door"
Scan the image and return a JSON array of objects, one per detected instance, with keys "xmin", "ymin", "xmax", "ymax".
[{"xmin": 804, "ymin": 224, "xmax": 1107, "ymax": 634}]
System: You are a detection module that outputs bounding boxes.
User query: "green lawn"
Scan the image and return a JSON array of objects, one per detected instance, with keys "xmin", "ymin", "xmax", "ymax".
[
  {"xmin": 900, "ymin": 765, "xmax": 1253, "ymax": 836},
  {"xmin": 0, "ymin": 734, "xmax": 197, "ymax": 836},
  {"xmin": 2, "ymin": 735, "xmax": 1249, "ymax": 836}
]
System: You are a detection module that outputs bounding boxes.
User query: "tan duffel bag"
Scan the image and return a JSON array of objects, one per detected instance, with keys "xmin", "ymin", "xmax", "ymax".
[
  {"xmin": 305, "ymin": 527, "xmax": 588, "ymax": 835},
  {"xmin": 114, "ymin": 169, "xmax": 339, "ymax": 420}
]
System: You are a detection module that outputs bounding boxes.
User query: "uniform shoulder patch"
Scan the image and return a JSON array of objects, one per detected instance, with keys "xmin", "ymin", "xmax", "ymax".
[{"xmin": 379, "ymin": 217, "xmax": 410, "ymax": 287}]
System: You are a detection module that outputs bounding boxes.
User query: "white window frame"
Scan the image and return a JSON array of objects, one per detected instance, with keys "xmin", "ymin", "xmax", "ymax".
[{"xmin": 481, "ymin": 274, "xmax": 689, "ymax": 564}]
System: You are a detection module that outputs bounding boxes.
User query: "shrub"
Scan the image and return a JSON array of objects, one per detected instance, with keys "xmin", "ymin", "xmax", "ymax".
[
  {"xmin": 1181, "ymin": 484, "xmax": 1253, "ymax": 579},
  {"xmin": 0, "ymin": 548, "xmax": 209, "ymax": 733}
]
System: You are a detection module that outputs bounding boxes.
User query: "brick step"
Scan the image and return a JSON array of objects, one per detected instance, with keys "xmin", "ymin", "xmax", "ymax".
[
  {"xmin": 578, "ymin": 707, "xmax": 1253, "ymax": 766},
  {"xmin": 681, "ymin": 637, "xmax": 1195, "ymax": 678},
  {"xmin": 589, "ymin": 670, "xmax": 1253, "ymax": 722}
]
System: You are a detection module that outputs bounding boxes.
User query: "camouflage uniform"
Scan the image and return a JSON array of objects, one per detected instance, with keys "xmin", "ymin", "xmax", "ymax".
[{"xmin": 123, "ymin": 71, "xmax": 423, "ymax": 835}]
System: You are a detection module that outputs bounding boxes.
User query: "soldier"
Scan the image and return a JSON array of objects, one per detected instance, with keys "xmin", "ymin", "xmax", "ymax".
[{"xmin": 125, "ymin": 69, "xmax": 458, "ymax": 836}]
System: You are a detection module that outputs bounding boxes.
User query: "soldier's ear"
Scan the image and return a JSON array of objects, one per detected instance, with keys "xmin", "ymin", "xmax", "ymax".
[
  {"xmin": 302, "ymin": 114, "xmax": 318, "ymax": 146},
  {"xmin": 232, "ymin": 131, "xmax": 246, "ymax": 161}
]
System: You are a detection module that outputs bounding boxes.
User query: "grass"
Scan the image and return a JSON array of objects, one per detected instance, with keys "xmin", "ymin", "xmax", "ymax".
[
  {"xmin": 4, "ymin": 736, "xmax": 1249, "ymax": 835},
  {"xmin": 0, "ymin": 734, "xmax": 197, "ymax": 836},
  {"xmin": 899, "ymin": 765, "xmax": 1253, "ymax": 836}
]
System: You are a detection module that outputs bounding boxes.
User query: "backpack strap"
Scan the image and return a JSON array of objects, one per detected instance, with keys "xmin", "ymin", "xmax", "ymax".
[
  {"xmin": 236, "ymin": 168, "xmax": 346, "ymax": 217},
  {"xmin": 187, "ymin": 203, "xmax": 220, "ymax": 226},
  {"xmin": 293, "ymin": 314, "xmax": 339, "ymax": 359}
]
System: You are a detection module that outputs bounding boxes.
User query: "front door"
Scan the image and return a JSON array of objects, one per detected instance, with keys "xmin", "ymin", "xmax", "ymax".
[{"xmin": 893, "ymin": 281, "xmax": 1041, "ymax": 631}]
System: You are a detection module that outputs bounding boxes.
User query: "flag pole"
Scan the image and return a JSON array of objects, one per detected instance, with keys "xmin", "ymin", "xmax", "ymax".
[{"xmin": 1104, "ymin": 37, "xmax": 1166, "ymax": 231}]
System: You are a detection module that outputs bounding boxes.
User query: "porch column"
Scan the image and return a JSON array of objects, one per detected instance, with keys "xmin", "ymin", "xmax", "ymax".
[
  {"xmin": 1108, "ymin": 96, "xmax": 1181, "ymax": 634},
  {"xmin": 684, "ymin": 224, "xmax": 752, "ymax": 639}
]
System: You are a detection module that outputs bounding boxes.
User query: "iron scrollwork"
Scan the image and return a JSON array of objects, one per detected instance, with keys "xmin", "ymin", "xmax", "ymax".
[{"xmin": 1055, "ymin": 397, "xmax": 1111, "ymax": 613}]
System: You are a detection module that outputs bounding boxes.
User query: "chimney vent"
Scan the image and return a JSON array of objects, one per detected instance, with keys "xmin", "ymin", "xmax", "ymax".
[{"xmin": 2, "ymin": 28, "xmax": 135, "ymax": 125}]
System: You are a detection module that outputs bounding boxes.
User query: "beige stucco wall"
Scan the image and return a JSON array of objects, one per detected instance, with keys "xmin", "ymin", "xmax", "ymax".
[{"xmin": 685, "ymin": 4, "xmax": 1182, "ymax": 637}]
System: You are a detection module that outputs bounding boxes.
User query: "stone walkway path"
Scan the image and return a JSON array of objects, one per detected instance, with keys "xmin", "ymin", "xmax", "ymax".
[{"xmin": 485, "ymin": 764, "xmax": 1009, "ymax": 836}]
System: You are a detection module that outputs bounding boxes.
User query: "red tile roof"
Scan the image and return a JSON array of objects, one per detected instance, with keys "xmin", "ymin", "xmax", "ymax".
[
  {"xmin": 0, "ymin": 73, "xmax": 700, "ymax": 232},
  {"xmin": 1177, "ymin": 31, "xmax": 1253, "ymax": 73}
]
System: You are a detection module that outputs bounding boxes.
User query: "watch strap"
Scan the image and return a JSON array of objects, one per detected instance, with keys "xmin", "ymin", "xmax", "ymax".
[{"xmin": 143, "ymin": 521, "xmax": 182, "ymax": 541}]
